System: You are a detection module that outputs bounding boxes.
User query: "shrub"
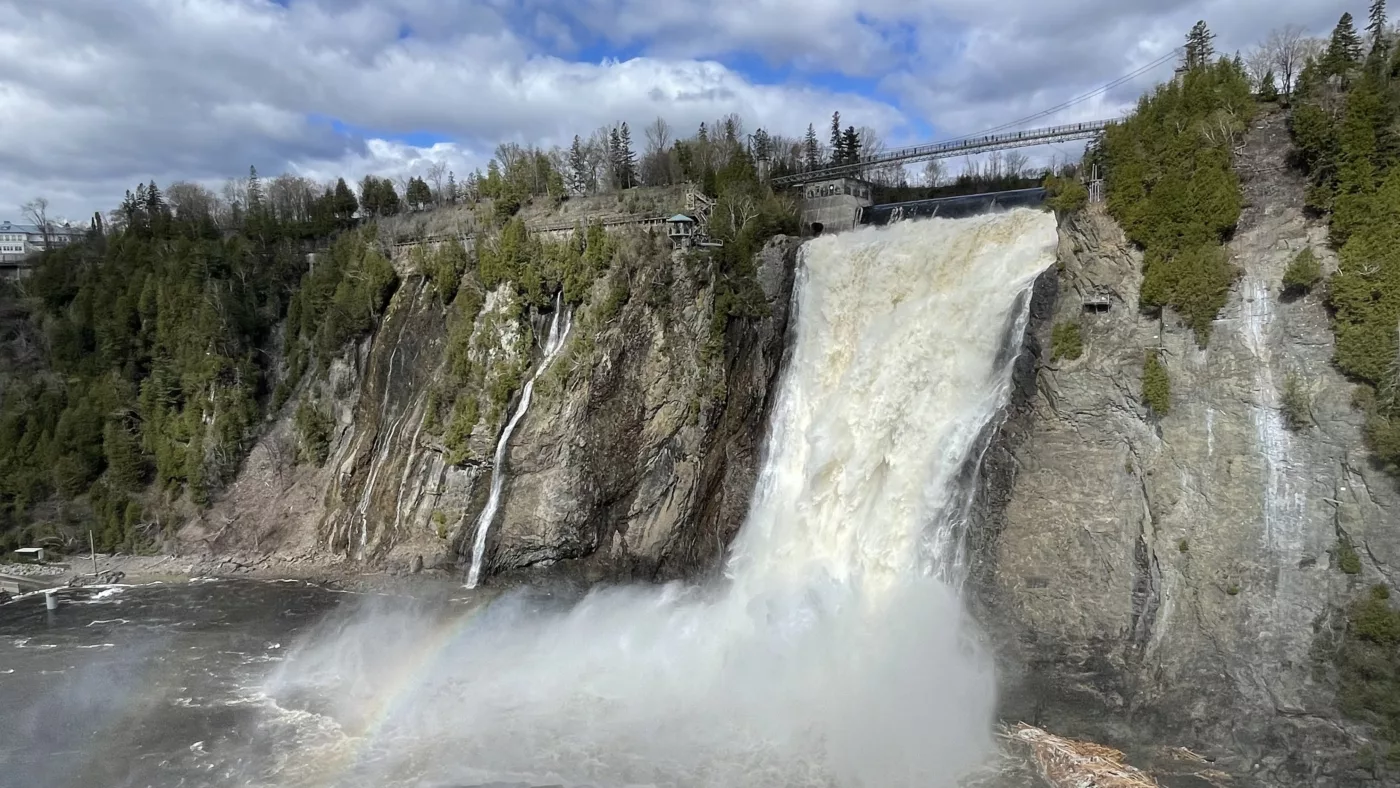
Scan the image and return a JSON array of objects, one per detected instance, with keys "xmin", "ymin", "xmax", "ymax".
[
  {"xmin": 1142, "ymin": 350, "xmax": 1171, "ymax": 416},
  {"xmin": 1051, "ymin": 321, "xmax": 1083, "ymax": 362},
  {"xmin": 1282, "ymin": 248, "xmax": 1323, "ymax": 298},
  {"xmin": 1044, "ymin": 175, "xmax": 1088, "ymax": 215},
  {"xmin": 1280, "ymin": 373, "xmax": 1312, "ymax": 431},
  {"xmin": 1102, "ymin": 59, "xmax": 1253, "ymax": 347},
  {"xmin": 294, "ymin": 398, "xmax": 334, "ymax": 467},
  {"xmin": 1339, "ymin": 539, "xmax": 1363, "ymax": 575},
  {"xmin": 1178, "ymin": 538, "xmax": 1190, "ymax": 553}
]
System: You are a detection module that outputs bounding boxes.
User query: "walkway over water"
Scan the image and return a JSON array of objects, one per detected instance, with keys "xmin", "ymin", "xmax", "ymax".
[{"xmin": 772, "ymin": 120, "xmax": 1111, "ymax": 188}]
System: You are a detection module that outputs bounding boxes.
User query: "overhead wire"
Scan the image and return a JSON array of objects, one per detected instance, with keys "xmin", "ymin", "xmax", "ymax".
[{"xmin": 954, "ymin": 47, "xmax": 1185, "ymax": 140}]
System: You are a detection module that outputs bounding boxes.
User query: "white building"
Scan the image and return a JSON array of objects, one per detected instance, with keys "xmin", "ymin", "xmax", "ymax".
[{"xmin": 0, "ymin": 220, "xmax": 84, "ymax": 276}]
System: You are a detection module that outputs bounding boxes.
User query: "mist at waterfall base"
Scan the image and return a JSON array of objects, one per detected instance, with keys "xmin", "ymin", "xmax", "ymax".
[
  {"xmin": 0, "ymin": 208, "xmax": 1059, "ymax": 788},
  {"xmin": 264, "ymin": 208, "xmax": 1058, "ymax": 787}
]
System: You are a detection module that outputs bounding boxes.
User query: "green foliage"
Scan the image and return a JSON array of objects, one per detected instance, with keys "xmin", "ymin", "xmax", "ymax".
[
  {"xmin": 432, "ymin": 509, "xmax": 449, "ymax": 540},
  {"xmin": 1142, "ymin": 350, "xmax": 1171, "ymax": 416},
  {"xmin": 1102, "ymin": 56, "xmax": 1253, "ymax": 345},
  {"xmin": 1282, "ymin": 248, "xmax": 1323, "ymax": 297},
  {"xmin": 1339, "ymin": 539, "xmax": 1364, "ymax": 575},
  {"xmin": 0, "ymin": 181, "xmax": 349, "ymax": 545},
  {"xmin": 1177, "ymin": 538, "xmax": 1190, "ymax": 553},
  {"xmin": 1335, "ymin": 585, "xmax": 1400, "ymax": 749},
  {"xmin": 1050, "ymin": 321, "xmax": 1083, "ymax": 362},
  {"xmin": 1281, "ymin": 373, "xmax": 1312, "ymax": 431},
  {"xmin": 1259, "ymin": 70, "xmax": 1280, "ymax": 102},
  {"xmin": 294, "ymin": 397, "xmax": 333, "ymax": 467},
  {"xmin": 1044, "ymin": 175, "xmax": 1088, "ymax": 215}
]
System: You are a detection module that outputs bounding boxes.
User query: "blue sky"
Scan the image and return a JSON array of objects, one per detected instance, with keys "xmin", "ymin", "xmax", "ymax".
[{"xmin": 0, "ymin": 0, "xmax": 1350, "ymax": 218}]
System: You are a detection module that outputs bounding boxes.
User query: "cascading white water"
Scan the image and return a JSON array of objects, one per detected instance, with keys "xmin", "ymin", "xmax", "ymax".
[
  {"xmin": 465, "ymin": 294, "xmax": 574, "ymax": 589},
  {"xmin": 267, "ymin": 209, "xmax": 1059, "ymax": 788}
]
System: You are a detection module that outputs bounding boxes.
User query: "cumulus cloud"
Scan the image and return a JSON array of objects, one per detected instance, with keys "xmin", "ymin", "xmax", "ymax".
[{"xmin": 0, "ymin": 0, "xmax": 1356, "ymax": 219}]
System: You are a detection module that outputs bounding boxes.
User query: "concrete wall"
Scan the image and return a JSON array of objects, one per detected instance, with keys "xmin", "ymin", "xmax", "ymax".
[{"xmin": 800, "ymin": 195, "xmax": 868, "ymax": 235}]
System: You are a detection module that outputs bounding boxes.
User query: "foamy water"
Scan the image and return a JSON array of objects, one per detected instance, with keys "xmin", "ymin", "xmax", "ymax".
[{"xmin": 264, "ymin": 209, "xmax": 1058, "ymax": 787}]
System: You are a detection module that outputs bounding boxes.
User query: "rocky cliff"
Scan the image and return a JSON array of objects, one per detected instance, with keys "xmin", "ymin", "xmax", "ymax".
[
  {"xmin": 181, "ymin": 228, "xmax": 798, "ymax": 585},
  {"xmin": 969, "ymin": 108, "xmax": 1395, "ymax": 786}
]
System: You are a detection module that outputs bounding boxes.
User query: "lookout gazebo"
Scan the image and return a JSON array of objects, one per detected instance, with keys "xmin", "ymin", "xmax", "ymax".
[{"xmin": 666, "ymin": 214, "xmax": 696, "ymax": 249}]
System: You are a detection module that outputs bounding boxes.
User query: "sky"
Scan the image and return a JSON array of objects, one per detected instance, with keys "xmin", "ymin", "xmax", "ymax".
[{"xmin": 0, "ymin": 0, "xmax": 1350, "ymax": 221}]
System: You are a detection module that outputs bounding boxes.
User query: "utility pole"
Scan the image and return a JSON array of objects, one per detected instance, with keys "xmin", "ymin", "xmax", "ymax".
[{"xmin": 89, "ymin": 529, "xmax": 97, "ymax": 576}]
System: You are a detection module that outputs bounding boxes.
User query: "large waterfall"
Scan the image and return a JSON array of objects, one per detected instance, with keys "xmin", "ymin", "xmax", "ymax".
[{"xmin": 267, "ymin": 208, "xmax": 1059, "ymax": 788}]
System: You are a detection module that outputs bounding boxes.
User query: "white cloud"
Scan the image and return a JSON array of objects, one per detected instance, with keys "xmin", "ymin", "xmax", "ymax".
[{"xmin": 0, "ymin": 0, "xmax": 1357, "ymax": 219}]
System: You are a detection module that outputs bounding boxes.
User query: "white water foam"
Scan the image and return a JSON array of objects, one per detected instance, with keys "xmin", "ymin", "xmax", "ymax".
[
  {"xmin": 268, "ymin": 209, "xmax": 1058, "ymax": 788},
  {"xmin": 465, "ymin": 293, "xmax": 574, "ymax": 589}
]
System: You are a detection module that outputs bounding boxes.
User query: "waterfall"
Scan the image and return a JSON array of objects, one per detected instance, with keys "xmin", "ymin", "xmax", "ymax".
[
  {"xmin": 269, "ymin": 209, "xmax": 1058, "ymax": 788},
  {"xmin": 465, "ymin": 293, "xmax": 574, "ymax": 589}
]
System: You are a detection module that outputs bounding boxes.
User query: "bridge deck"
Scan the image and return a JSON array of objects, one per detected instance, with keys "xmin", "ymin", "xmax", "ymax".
[{"xmin": 773, "ymin": 120, "xmax": 1111, "ymax": 187}]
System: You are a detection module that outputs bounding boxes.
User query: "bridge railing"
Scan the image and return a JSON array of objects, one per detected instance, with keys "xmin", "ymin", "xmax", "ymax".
[{"xmin": 772, "ymin": 119, "xmax": 1113, "ymax": 187}]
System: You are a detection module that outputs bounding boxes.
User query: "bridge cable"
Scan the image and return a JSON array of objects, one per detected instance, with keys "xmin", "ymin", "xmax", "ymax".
[{"xmin": 954, "ymin": 47, "xmax": 1185, "ymax": 140}]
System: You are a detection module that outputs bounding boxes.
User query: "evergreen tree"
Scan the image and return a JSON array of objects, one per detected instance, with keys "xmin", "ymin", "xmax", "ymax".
[
  {"xmin": 619, "ymin": 122, "xmax": 637, "ymax": 189},
  {"xmin": 332, "ymin": 177, "xmax": 358, "ymax": 222},
  {"xmin": 446, "ymin": 172, "xmax": 457, "ymax": 205},
  {"xmin": 829, "ymin": 111, "xmax": 844, "ymax": 164},
  {"xmin": 752, "ymin": 128, "xmax": 771, "ymax": 162},
  {"xmin": 406, "ymin": 177, "xmax": 432, "ymax": 210},
  {"xmin": 1184, "ymin": 21, "xmax": 1216, "ymax": 71},
  {"xmin": 1326, "ymin": 12, "xmax": 1365, "ymax": 77},
  {"xmin": 697, "ymin": 122, "xmax": 708, "ymax": 144},
  {"xmin": 841, "ymin": 126, "xmax": 861, "ymax": 164},
  {"xmin": 568, "ymin": 135, "xmax": 588, "ymax": 194},
  {"xmin": 723, "ymin": 117, "xmax": 737, "ymax": 146},
  {"xmin": 804, "ymin": 124, "xmax": 821, "ymax": 171},
  {"xmin": 1260, "ymin": 69, "xmax": 1280, "ymax": 101},
  {"xmin": 608, "ymin": 127, "xmax": 623, "ymax": 189},
  {"xmin": 1370, "ymin": 0, "xmax": 1389, "ymax": 52},
  {"xmin": 378, "ymin": 178, "xmax": 400, "ymax": 216},
  {"xmin": 247, "ymin": 166, "xmax": 264, "ymax": 212}
]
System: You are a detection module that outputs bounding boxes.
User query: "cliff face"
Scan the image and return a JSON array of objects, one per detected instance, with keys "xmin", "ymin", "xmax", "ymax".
[
  {"xmin": 182, "ymin": 231, "xmax": 798, "ymax": 585},
  {"xmin": 970, "ymin": 109, "xmax": 1397, "ymax": 785}
]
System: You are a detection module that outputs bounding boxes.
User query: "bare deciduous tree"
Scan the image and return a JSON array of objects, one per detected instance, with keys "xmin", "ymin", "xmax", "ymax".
[
  {"xmin": 21, "ymin": 197, "xmax": 51, "ymax": 247},
  {"xmin": 1263, "ymin": 25, "xmax": 1309, "ymax": 99},
  {"xmin": 425, "ymin": 161, "xmax": 448, "ymax": 205},
  {"xmin": 921, "ymin": 159, "xmax": 945, "ymax": 188},
  {"xmin": 166, "ymin": 182, "xmax": 219, "ymax": 223}
]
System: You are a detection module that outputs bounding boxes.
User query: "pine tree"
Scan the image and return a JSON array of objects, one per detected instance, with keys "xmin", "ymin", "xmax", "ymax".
[
  {"xmin": 406, "ymin": 177, "xmax": 432, "ymax": 210},
  {"xmin": 1371, "ymin": 0, "xmax": 1389, "ymax": 50},
  {"xmin": 1184, "ymin": 21, "xmax": 1216, "ymax": 71},
  {"xmin": 608, "ymin": 127, "xmax": 623, "ymax": 190},
  {"xmin": 568, "ymin": 135, "xmax": 588, "ymax": 194},
  {"xmin": 247, "ymin": 166, "xmax": 264, "ymax": 211},
  {"xmin": 804, "ymin": 124, "xmax": 821, "ymax": 171},
  {"xmin": 829, "ymin": 112, "xmax": 844, "ymax": 164},
  {"xmin": 446, "ymin": 172, "xmax": 457, "ymax": 205},
  {"xmin": 619, "ymin": 122, "xmax": 637, "ymax": 189},
  {"xmin": 752, "ymin": 128, "xmax": 771, "ymax": 162},
  {"xmin": 1327, "ymin": 12, "xmax": 1365, "ymax": 77},
  {"xmin": 378, "ymin": 178, "xmax": 400, "ymax": 216},
  {"xmin": 332, "ymin": 177, "xmax": 358, "ymax": 222},
  {"xmin": 841, "ymin": 126, "xmax": 861, "ymax": 164},
  {"xmin": 697, "ymin": 122, "xmax": 708, "ymax": 144},
  {"xmin": 723, "ymin": 117, "xmax": 737, "ymax": 146},
  {"xmin": 1260, "ymin": 70, "xmax": 1280, "ymax": 101}
]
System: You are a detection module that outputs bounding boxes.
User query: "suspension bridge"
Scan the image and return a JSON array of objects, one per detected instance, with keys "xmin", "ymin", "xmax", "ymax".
[
  {"xmin": 773, "ymin": 44, "xmax": 1187, "ymax": 189},
  {"xmin": 772, "ymin": 120, "xmax": 1112, "ymax": 188}
]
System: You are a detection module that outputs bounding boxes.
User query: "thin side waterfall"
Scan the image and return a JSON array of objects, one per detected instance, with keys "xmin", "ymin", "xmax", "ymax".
[
  {"xmin": 268, "ymin": 209, "xmax": 1059, "ymax": 788},
  {"xmin": 465, "ymin": 294, "xmax": 574, "ymax": 588}
]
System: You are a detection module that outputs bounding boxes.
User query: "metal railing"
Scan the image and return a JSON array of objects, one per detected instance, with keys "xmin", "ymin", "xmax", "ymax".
[{"xmin": 773, "ymin": 120, "xmax": 1113, "ymax": 187}]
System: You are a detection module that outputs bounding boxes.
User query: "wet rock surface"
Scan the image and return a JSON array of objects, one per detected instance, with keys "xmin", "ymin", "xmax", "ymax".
[{"xmin": 969, "ymin": 108, "xmax": 1397, "ymax": 785}]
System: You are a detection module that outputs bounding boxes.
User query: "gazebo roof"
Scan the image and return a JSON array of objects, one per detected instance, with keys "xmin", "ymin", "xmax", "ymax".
[{"xmin": 667, "ymin": 214, "xmax": 695, "ymax": 223}]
